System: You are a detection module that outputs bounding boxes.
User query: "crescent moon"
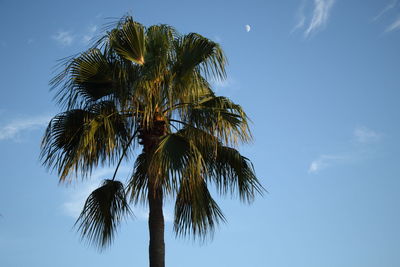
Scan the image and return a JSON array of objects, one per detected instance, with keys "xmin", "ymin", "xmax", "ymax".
[{"xmin": 245, "ymin": 25, "xmax": 251, "ymax": 32}]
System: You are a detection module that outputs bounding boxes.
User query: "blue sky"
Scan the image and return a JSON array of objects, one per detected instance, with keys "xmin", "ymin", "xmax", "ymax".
[{"xmin": 1, "ymin": 0, "xmax": 399, "ymax": 266}]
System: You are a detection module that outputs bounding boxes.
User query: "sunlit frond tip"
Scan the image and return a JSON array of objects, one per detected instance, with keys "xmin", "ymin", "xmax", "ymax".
[{"xmin": 75, "ymin": 179, "xmax": 132, "ymax": 249}]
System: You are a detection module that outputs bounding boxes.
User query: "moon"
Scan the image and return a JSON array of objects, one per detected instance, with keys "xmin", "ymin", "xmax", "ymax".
[{"xmin": 245, "ymin": 24, "xmax": 251, "ymax": 32}]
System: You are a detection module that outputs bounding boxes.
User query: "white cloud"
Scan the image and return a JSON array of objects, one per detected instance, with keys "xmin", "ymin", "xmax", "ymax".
[
  {"xmin": 293, "ymin": 15, "xmax": 306, "ymax": 34},
  {"xmin": 373, "ymin": 0, "xmax": 398, "ymax": 21},
  {"xmin": 82, "ymin": 25, "xmax": 98, "ymax": 44},
  {"xmin": 308, "ymin": 126, "xmax": 382, "ymax": 174},
  {"xmin": 292, "ymin": 0, "xmax": 335, "ymax": 37},
  {"xmin": 0, "ymin": 115, "xmax": 51, "ymax": 141},
  {"xmin": 213, "ymin": 35, "xmax": 222, "ymax": 43},
  {"xmin": 305, "ymin": 0, "xmax": 335, "ymax": 37},
  {"xmin": 53, "ymin": 24, "xmax": 99, "ymax": 46},
  {"xmin": 291, "ymin": 0, "xmax": 307, "ymax": 33},
  {"xmin": 82, "ymin": 36, "xmax": 91, "ymax": 45},
  {"xmin": 212, "ymin": 78, "xmax": 233, "ymax": 89},
  {"xmin": 373, "ymin": 1, "xmax": 400, "ymax": 33},
  {"xmin": 308, "ymin": 154, "xmax": 345, "ymax": 173},
  {"xmin": 385, "ymin": 17, "xmax": 400, "ymax": 32},
  {"xmin": 211, "ymin": 77, "xmax": 239, "ymax": 96},
  {"xmin": 52, "ymin": 30, "xmax": 75, "ymax": 46},
  {"xmin": 353, "ymin": 126, "xmax": 381, "ymax": 143}
]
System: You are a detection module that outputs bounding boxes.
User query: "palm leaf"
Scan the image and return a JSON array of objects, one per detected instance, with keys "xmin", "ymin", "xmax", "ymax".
[
  {"xmin": 41, "ymin": 101, "xmax": 131, "ymax": 181},
  {"xmin": 51, "ymin": 48, "xmax": 138, "ymax": 110},
  {"xmin": 75, "ymin": 179, "xmax": 132, "ymax": 249},
  {"xmin": 170, "ymin": 33, "xmax": 226, "ymax": 108},
  {"xmin": 150, "ymin": 133, "xmax": 206, "ymax": 195},
  {"xmin": 127, "ymin": 153, "xmax": 149, "ymax": 204},
  {"xmin": 186, "ymin": 95, "xmax": 252, "ymax": 145},
  {"xmin": 211, "ymin": 146, "xmax": 264, "ymax": 202},
  {"xmin": 174, "ymin": 177, "xmax": 225, "ymax": 239},
  {"xmin": 108, "ymin": 17, "xmax": 146, "ymax": 65},
  {"xmin": 176, "ymin": 127, "xmax": 263, "ymax": 202},
  {"xmin": 174, "ymin": 33, "xmax": 226, "ymax": 82}
]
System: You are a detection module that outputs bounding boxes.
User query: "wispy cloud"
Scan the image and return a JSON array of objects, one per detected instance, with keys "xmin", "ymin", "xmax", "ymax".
[
  {"xmin": 305, "ymin": 0, "xmax": 335, "ymax": 37},
  {"xmin": 0, "ymin": 115, "xmax": 51, "ymax": 141},
  {"xmin": 211, "ymin": 77, "xmax": 238, "ymax": 95},
  {"xmin": 292, "ymin": 0, "xmax": 307, "ymax": 33},
  {"xmin": 292, "ymin": 0, "xmax": 336, "ymax": 37},
  {"xmin": 52, "ymin": 30, "xmax": 75, "ymax": 46},
  {"xmin": 213, "ymin": 35, "xmax": 222, "ymax": 43},
  {"xmin": 385, "ymin": 17, "xmax": 400, "ymax": 32},
  {"xmin": 52, "ymin": 24, "xmax": 100, "ymax": 47},
  {"xmin": 308, "ymin": 154, "xmax": 346, "ymax": 173},
  {"xmin": 353, "ymin": 126, "xmax": 381, "ymax": 143},
  {"xmin": 308, "ymin": 126, "xmax": 382, "ymax": 174},
  {"xmin": 82, "ymin": 25, "xmax": 98, "ymax": 44},
  {"xmin": 212, "ymin": 77, "xmax": 234, "ymax": 89},
  {"xmin": 373, "ymin": 1, "xmax": 400, "ymax": 33},
  {"xmin": 373, "ymin": 0, "xmax": 398, "ymax": 21}
]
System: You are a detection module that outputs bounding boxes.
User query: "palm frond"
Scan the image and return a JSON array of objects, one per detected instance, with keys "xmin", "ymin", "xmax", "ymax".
[
  {"xmin": 150, "ymin": 133, "xmax": 206, "ymax": 195},
  {"xmin": 210, "ymin": 146, "xmax": 264, "ymax": 202},
  {"xmin": 75, "ymin": 179, "xmax": 132, "ymax": 249},
  {"xmin": 185, "ymin": 95, "xmax": 252, "ymax": 146},
  {"xmin": 174, "ymin": 177, "xmax": 225, "ymax": 239},
  {"xmin": 127, "ymin": 153, "xmax": 148, "ymax": 205},
  {"xmin": 50, "ymin": 48, "xmax": 139, "ymax": 110},
  {"xmin": 145, "ymin": 24, "xmax": 176, "ymax": 69},
  {"xmin": 40, "ymin": 101, "xmax": 131, "ymax": 181},
  {"xmin": 169, "ymin": 70, "xmax": 213, "ymax": 113},
  {"xmin": 170, "ymin": 33, "xmax": 225, "ymax": 108},
  {"xmin": 176, "ymin": 127, "xmax": 263, "ymax": 202},
  {"xmin": 174, "ymin": 33, "xmax": 226, "ymax": 82},
  {"xmin": 108, "ymin": 17, "xmax": 146, "ymax": 65}
]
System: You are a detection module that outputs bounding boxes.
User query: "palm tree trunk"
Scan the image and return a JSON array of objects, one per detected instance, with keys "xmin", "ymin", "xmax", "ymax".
[
  {"xmin": 141, "ymin": 117, "xmax": 167, "ymax": 267},
  {"xmin": 148, "ymin": 181, "xmax": 165, "ymax": 267}
]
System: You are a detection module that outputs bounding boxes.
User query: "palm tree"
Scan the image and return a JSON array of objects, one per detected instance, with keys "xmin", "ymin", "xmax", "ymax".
[{"xmin": 41, "ymin": 16, "xmax": 263, "ymax": 267}]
